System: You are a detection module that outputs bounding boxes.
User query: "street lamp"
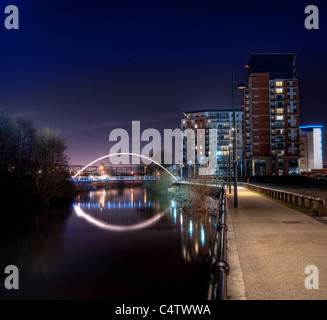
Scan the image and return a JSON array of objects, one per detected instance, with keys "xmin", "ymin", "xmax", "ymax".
[
  {"xmin": 235, "ymin": 83, "xmax": 248, "ymax": 90},
  {"xmin": 232, "ymin": 76, "xmax": 248, "ymax": 208}
]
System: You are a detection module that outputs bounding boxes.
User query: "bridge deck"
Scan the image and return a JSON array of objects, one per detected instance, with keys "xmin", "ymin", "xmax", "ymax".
[{"xmin": 73, "ymin": 175, "xmax": 157, "ymax": 182}]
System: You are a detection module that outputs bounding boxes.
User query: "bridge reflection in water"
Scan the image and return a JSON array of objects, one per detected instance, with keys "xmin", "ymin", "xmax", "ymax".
[{"xmin": 74, "ymin": 188, "xmax": 215, "ymax": 263}]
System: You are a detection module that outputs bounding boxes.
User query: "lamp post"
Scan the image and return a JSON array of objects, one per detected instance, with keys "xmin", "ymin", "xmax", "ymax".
[
  {"xmin": 228, "ymin": 143, "xmax": 232, "ymax": 194},
  {"xmin": 232, "ymin": 75, "xmax": 248, "ymax": 208}
]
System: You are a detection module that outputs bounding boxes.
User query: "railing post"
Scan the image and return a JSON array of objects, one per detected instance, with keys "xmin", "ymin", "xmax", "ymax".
[
  {"xmin": 295, "ymin": 196, "xmax": 298, "ymax": 206},
  {"xmin": 318, "ymin": 198, "xmax": 326, "ymax": 217},
  {"xmin": 309, "ymin": 199, "xmax": 314, "ymax": 212},
  {"xmin": 301, "ymin": 197, "xmax": 305, "ymax": 207}
]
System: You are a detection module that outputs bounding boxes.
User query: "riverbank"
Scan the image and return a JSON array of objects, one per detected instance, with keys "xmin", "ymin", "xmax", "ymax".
[{"xmin": 0, "ymin": 177, "xmax": 76, "ymax": 216}]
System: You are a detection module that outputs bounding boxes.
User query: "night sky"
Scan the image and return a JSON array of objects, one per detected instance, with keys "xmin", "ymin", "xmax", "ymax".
[{"xmin": 1, "ymin": 0, "xmax": 327, "ymax": 165}]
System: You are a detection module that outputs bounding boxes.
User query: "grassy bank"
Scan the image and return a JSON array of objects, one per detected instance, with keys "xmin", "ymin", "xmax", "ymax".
[{"xmin": 145, "ymin": 173, "xmax": 219, "ymax": 214}]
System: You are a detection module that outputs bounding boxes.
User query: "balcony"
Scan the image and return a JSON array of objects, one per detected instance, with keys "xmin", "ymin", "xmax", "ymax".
[
  {"xmin": 271, "ymin": 142, "xmax": 285, "ymax": 149},
  {"xmin": 272, "ymin": 136, "xmax": 285, "ymax": 143},
  {"xmin": 271, "ymin": 121, "xmax": 285, "ymax": 128}
]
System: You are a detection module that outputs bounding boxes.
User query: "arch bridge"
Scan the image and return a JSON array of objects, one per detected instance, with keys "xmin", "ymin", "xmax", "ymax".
[{"xmin": 70, "ymin": 152, "xmax": 179, "ymax": 184}]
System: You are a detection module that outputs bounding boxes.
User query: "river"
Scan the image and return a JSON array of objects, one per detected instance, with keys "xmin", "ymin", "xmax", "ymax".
[{"xmin": 0, "ymin": 187, "xmax": 217, "ymax": 300}]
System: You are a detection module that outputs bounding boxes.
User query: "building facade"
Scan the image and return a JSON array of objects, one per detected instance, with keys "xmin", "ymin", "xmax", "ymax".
[
  {"xmin": 243, "ymin": 53, "xmax": 301, "ymax": 176},
  {"xmin": 299, "ymin": 125, "xmax": 323, "ymax": 172},
  {"xmin": 181, "ymin": 110, "xmax": 243, "ymax": 177}
]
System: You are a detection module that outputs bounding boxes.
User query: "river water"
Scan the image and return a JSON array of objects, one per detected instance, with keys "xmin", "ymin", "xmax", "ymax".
[{"xmin": 0, "ymin": 187, "xmax": 217, "ymax": 300}]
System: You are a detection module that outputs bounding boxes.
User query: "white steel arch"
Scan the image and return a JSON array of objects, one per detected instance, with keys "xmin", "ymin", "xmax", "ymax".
[{"xmin": 71, "ymin": 152, "xmax": 178, "ymax": 181}]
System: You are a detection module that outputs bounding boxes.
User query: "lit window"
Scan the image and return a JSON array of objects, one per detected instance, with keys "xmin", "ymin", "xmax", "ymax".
[
  {"xmin": 195, "ymin": 124, "xmax": 198, "ymax": 129},
  {"xmin": 182, "ymin": 120, "xmax": 186, "ymax": 124},
  {"xmin": 276, "ymin": 108, "xmax": 284, "ymax": 114},
  {"xmin": 276, "ymin": 88, "xmax": 283, "ymax": 94},
  {"xmin": 276, "ymin": 115, "xmax": 284, "ymax": 121},
  {"xmin": 276, "ymin": 81, "xmax": 283, "ymax": 87}
]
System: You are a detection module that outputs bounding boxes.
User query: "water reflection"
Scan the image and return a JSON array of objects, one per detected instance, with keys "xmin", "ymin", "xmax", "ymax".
[
  {"xmin": 0, "ymin": 204, "xmax": 71, "ymax": 292},
  {"xmin": 179, "ymin": 209, "xmax": 215, "ymax": 263},
  {"xmin": 73, "ymin": 188, "xmax": 215, "ymax": 263},
  {"xmin": 74, "ymin": 205, "xmax": 165, "ymax": 232},
  {"xmin": 73, "ymin": 188, "xmax": 164, "ymax": 229}
]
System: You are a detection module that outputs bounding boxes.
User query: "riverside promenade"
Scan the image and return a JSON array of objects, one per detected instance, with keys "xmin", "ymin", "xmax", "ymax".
[{"xmin": 226, "ymin": 187, "xmax": 327, "ymax": 300}]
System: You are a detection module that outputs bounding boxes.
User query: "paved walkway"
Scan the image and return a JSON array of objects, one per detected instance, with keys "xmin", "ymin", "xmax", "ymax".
[{"xmin": 226, "ymin": 187, "xmax": 327, "ymax": 300}]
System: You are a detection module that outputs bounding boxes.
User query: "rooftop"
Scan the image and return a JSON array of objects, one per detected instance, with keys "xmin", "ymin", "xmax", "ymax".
[{"xmin": 183, "ymin": 109, "xmax": 243, "ymax": 116}]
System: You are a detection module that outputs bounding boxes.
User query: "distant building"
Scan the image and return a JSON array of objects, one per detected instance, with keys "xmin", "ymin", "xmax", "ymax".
[
  {"xmin": 299, "ymin": 126, "xmax": 323, "ymax": 172},
  {"xmin": 243, "ymin": 53, "xmax": 301, "ymax": 176},
  {"xmin": 181, "ymin": 110, "xmax": 243, "ymax": 177}
]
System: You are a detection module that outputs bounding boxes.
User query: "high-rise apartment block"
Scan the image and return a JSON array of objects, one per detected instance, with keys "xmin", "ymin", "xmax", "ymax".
[
  {"xmin": 243, "ymin": 53, "xmax": 301, "ymax": 176},
  {"xmin": 299, "ymin": 125, "xmax": 323, "ymax": 172},
  {"xmin": 181, "ymin": 110, "xmax": 243, "ymax": 177}
]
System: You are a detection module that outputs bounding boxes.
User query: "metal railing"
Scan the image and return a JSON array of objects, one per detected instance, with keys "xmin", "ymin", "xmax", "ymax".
[
  {"xmin": 210, "ymin": 184, "xmax": 229, "ymax": 300},
  {"xmin": 243, "ymin": 183, "xmax": 326, "ymax": 217},
  {"xmin": 175, "ymin": 179, "xmax": 225, "ymax": 188}
]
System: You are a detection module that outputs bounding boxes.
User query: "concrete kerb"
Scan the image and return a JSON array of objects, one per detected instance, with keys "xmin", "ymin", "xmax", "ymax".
[{"xmin": 225, "ymin": 194, "xmax": 247, "ymax": 300}]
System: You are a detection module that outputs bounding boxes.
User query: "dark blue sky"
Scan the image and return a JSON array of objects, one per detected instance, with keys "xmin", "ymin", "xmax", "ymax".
[{"xmin": 1, "ymin": 0, "xmax": 327, "ymax": 165}]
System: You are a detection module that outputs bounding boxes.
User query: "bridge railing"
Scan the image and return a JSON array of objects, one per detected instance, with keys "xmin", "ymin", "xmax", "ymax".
[
  {"xmin": 241, "ymin": 183, "xmax": 326, "ymax": 217},
  {"xmin": 209, "ymin": 184, "xmax": 229, "ymax": 300},
  {"xmin": 175, "ymin": 179, "xmax": 225, "ymax": 188}
]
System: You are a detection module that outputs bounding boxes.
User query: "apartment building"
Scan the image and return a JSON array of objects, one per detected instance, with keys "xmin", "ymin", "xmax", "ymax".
[
  {"xmin": 181, "ymin": 110, "xmax": 243, "ymax": 177},
  {"xmin": 243, "ymin": 53, "xmax": 301, "ymax": 176},
  {"xmin": 299, "ymin": 125, "xmax": 323, "ymax": 171}
]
